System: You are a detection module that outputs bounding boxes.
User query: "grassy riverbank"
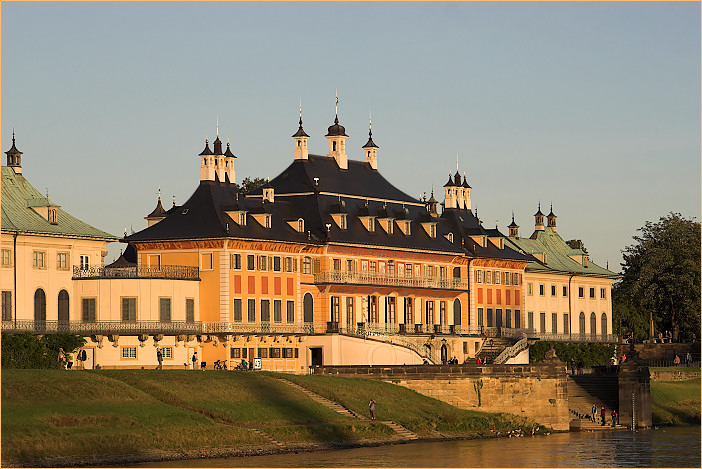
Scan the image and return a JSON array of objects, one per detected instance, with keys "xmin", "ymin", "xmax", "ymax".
[
  {"xmin": 1, "ymin": 370, "xmax": 538, "ymax": 467},
  {"xmin": 650, "ymin": 373, "xmax": 700, "ymax": 426}
]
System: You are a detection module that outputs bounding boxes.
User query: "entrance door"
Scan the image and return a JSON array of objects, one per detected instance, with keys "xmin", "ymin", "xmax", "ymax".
[
  {"xmin": 441, "ymin": 344, "xmax": 448, "ymax": 364},
  {"xmin": 310, "ymin": 347, "xmax": 323, "ymax": 367},
  {"xmin": 84, "ymin": 348, "xmax": 95, "ymax": 370}
]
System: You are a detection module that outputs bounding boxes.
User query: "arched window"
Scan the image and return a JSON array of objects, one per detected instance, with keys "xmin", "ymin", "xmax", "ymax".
[
  {"xmin": 590, "ymin": 312, "xmax": 597, "ymax": 335},
  {"xmin": 453, "ymin": 298, "xmax": 461, "ymax": 325},
  {"xmin": 332, "ymin": 141, "xmax": 337, "ymax": 152},
  {"xmin": 34, "ymin": 288, "xmax": 46, "ymax": 322},
  {"xmin": 601, "ymin": 313, "xmax": 608, "ymax": 337},
  {"xmin": 579, "ymin": 312, "xmax": 585, "ymax": 334},
  {"xmin": 58, "ymin": 290, "xmax": 69, "ymax": 322},
  {"xmin": 298, "ymin": 218, "xmax": 304, "ymax": 233},
  {"xmin": 303, "ymin": 293, "xmax": 314, "ymax": 323}
]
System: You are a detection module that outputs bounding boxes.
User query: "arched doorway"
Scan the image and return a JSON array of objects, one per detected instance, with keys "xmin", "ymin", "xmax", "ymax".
[
  {"xmin": 441, "ymin": 344, "xmax": 448, "ymax": 364},
  {"xmin": 58, "ymin": 290, "xmax": 69, "ymax": 324},
  {"xmin": 601, "ymin": 313, "xmax": 608, "ymax": 337},
  {"xmin": 579, "ymin": 312, "xmax": 586, "ymax": 334},
  {"xmin": 35, "ymin": 288, "xmax": 46, "ymax": 331},
  {"xmin": 590, "ymin": 312, "xmax": 597, "ymax": 336},
  {"xmin": 453, "ymin": 298, "xmax": 461, "ymax": 325},
  {"xmin": 303, "ymin": 293, "xmax": 314, "ymax": 323}
]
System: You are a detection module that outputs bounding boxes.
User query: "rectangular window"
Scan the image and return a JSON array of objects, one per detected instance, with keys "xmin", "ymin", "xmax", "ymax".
[
  {"xmin": 258, "ymin": 255, "xmax": 268, "ymax": 271},
  {"xmin": 270, "ymin": 347, "xmax": 281, "ymax": 358},
  {"xmin": 463, "ymin": 342, "xmax": 468, "ymax": 354},
  {"xmin": 495, "ymin": 308, "xmax": 503, "ymax": 327},
  {"xmin": 303, "ymin": 257, "xmax": 312, "ymax": 274},
  {"xmin": 527, "ymin": 283, "xmax": 533, "ymax": 295},
  {"xmin": 486, "ymin": 271, "xmax": 492, "ymax": 284},
  {"xmin": 563, "ymin": 286, "xmax": 568, "ymax": 297},
  {"xmin": 284, "ymin": 256, "xmax": 293, "ymax": 272},
  {"xmin": 539, "ymin": 284, "xmax": 544, "ymax": 296},
  {"xmin": 149, "ymin": 254, "xmax": 162, "ymax": 269},
  {"xmin": 552, "ymin": 313, "xmax": 558, "ymax": 334},
  {"xmin": 494, "ymin": 271, "xmax": 500, "ymax": 285},
  {"xmin": 57, "ymin": 252, "xmax": 69, "ymax": 270},
  {"xmin": 248, "ymin": 299, "xmax": 256, "ymax": 322},
  {"xmin": 159, "ymin": 298, "xmax": 171, "ymax": 322},
  {"xmin": 405, "ymin": 263, "xmax": 412, "ymax": 277},
  {"xmin": 425, "ymin": 300, "xmax": 435, "ymax": 325},
  {"xmin": 551, "ymin": 285, "xmax": 556, "ymax": 296},
  {"xmin": 79, "ymin": 255, "xmax": 90, "ymax": 270},
  {"xmin": 261, "ymin": 299, "xmax": 270, "ymax": 322},
  {"xmin": 506, "ymin": 308, "xmax": 512, "ymax": 328},
  {"xmin": 486, "ymin": 308, "xmax": 493, "ymax": 327},
  {"xmin": 600, "ymin": 288, "xmax": 606, "ymax": 299},
  {"xmin": 578, "ymin": 287, "xmax": 584, "ymax": 298},
  {"xmin": 273, "ymin": 256, "xmax": 281, "ymax": 272},
  {"xmin": 346, "ymin": 259, "xmax": 354, "ymax": 272},
  {"xmin": 589, "ymin": 288, "xmax": 595, "ymax": 298},
  {"xmin": 186, "ymin": 298, "xmax": 195, "ymax": 323},
  {"xmin": 476, "ymin": 270, "xmax": 482, "ymax": 283},
  {"xmin": 330, "ymin": 296, "xmax": 340, "ymax": 322},
  {"xmin": 242, "ymin": 348, "xmax": 248, "ymax": 359},
  {"xmin": 257, "ymin": 348, "xmax": 268, "ymax": 359},
  {"xmin": 121, "ymin": 297, "xmax": 137, "ymax": 322},
  {"xmin": 233, "ymin": 299, "xmax": 243, "ymax": 322},
  {"xmin": 504, "ymin": 272, "xmax": 510, "ymax": 286},
  {"xmin": 274, "ymin": 299, "xmax": 282, "ymax": 322},
  {"xmin": 2, "ymin": 291, "xmax": 12, "ymax": 321},
  {"xmin": 201, "ymin": 253, "xmax": 212, "ymax": 270},
  {"xmin": 370, "ymin": 261, "xmax": 377, "ymax": 273},
  {"xmin": 161, "ymin": 347, "xmax": 173, "ymax": 359},
  {"xmin": 388, "ymin": 260, "xmax": 395, "ymax": 276},
  {"xmin": 283, "ymin": 348, "xmax": 294, "ymax": 358},
  {"xmin": 231, "ymin": 253, "xmax": 242, "ymax": 270},
  {"xmin": 477, "ymin": 307, "xmax": 484, "ymax": 327},
  {"xmin": 33, "ymin": 251, "xmax": 46, "ymax": 268},
  {"xmin": 563, "ymin": 313, "xmax": 569, "ymax": 334},
  {"xmin": 439, "ymin": 266, "xmax": 446, "ymax": 279},
  {"xmin": 528, "ymin": 311, "xmax": 534, "ymax": 330},
  {"xmin": 82, "ymin": 298, "xmax": 96, "ymax": 322},
  {"xmin": 540, "ymin": 312, "xmax": 546, "ymax": 333},
  {"xmin": 515, "ymin": 309, "xmax": 521, "ymax": 328},
  {"xmin": 346, "ymin": 297, "xmax": 355, "ymax": 326},
  {"xmin": 247, "ymin": 254, "xmax": 256, "ymax": 271},
  {"xmin": 1, "ymin": 249, "xmax": 11, "ymax": 266},
  {"xmin": 286, "ymin": 301, "xmax": 295, "ymax": 323},
  {"xmin": 231, "ymin": 348, "xmax": 241, "ymax": 359},
  {"xmin": 122, "ymin": 347, "xmax": 137, "ymax": 359}
]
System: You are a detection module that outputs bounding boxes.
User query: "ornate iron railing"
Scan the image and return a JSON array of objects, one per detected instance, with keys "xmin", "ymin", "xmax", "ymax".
[
  {"xmin": 314, "ymin": 270, "xmax": 468, "ymax": 290},
  {"xmin": 73, "ymin": 264, "xmax": 200, "ymax": 280},
  {"xmin": 493, "ymin": 333, "xmax": 529, "ymax": 364},
  {"xmin": 532, "ymin": 332, "xmax": 619, "ymax": 344},
  {"xmin": 1, "ymin": 320, "xmax": 203, "ymax": 335}
]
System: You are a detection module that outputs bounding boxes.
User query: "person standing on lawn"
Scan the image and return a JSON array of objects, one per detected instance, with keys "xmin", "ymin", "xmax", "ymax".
[{"xmin": 369, "ymin": 399, "xmax": 376, "ymax": 421}]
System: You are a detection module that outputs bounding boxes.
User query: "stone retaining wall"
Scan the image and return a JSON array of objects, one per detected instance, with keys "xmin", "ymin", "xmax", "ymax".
[{"xmin": 650, "ymin": 369, "xmax": 700, "ymax": 381}]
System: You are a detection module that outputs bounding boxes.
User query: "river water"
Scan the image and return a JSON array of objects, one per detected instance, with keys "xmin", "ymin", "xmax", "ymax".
[{"xmin": 132, "ymin": 426, "xmax": 700, "ymax": 468}]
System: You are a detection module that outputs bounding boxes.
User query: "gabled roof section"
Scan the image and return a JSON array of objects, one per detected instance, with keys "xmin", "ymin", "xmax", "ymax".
[
  {"xmin": 1, "ymin": 167, "xmax": 117, "ymax": 241},
  {"xmin": 505, "ymin": 227, "xmax": 619, "ymax": 277}
]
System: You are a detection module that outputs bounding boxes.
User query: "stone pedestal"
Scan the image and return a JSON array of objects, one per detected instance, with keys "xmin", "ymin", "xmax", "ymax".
[{"xmin": 618, "ymin": 345, "xmax": 652, "ymax": 429}]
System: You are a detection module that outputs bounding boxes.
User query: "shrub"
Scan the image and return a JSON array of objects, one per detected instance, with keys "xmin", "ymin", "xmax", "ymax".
[
  {"xmin": 529, "ymin": 341, "xmax": 614, "ymax": 368},
  {"xmin": 1, "ymin": 333, "xmax": 86, "ymax": 369}
]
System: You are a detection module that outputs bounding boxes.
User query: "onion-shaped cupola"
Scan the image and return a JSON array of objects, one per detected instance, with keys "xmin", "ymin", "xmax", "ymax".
[
  {"xmin": 145, "ymin": 188, "xmax": 168, "ymax": 227},
  {"xmin": 427, "ymin": 189, "xmax": 439, "ymax": 217},
  {"xmin": 508, "ymin": 212, "xmax": 519, "ymax": 237},
  {"xmin": 293, "ymin": 103, "xmax": 310, "ymax": 161},
  {"xmin": 5, "ymin": 131, "xmax": 23, "ymax": 174},
  {"xmin": 363, "ymin": 113, "xmax": 379, "ymax": 170},
  {"xmin": 547, "ymin": 204, "xmax": 557, "ymax": 231},
  {"xmin": 325, "ymin": 93, "xmax": 349, "ymax": 169},
  {"xmin": 534, "ymin": 203, "xmax": 545, "ymax": 231}
]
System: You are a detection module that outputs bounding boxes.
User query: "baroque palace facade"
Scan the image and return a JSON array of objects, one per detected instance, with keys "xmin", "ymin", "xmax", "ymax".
[{"xmin": 1, "ymin": 106, "xmax": 619, "ymax": 371}]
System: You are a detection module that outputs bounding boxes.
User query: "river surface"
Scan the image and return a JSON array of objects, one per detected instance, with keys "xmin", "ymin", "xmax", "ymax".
[{"xmin": 131, "ymin": 426, "xmax": 700, "ymax": 468}]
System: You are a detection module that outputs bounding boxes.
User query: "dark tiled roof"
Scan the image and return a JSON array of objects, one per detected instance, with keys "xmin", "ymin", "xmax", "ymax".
[
  {"xmin": 443, "ymin": 174, "xmax": 455, "ymax": 187},
  {"xmin": 213, "ymin": 136, "xmax": 223, "ymax": 155},
  {"xmin": 326, "ymin": 116, "xmax": 348, "ymax": 137},
  {"xmin": 146, "ymin": 197, "xmax": 167, "ymax": 219},
  {"xmin": 5, "ymin": 133, "xmax": 22, "ymax": 157},
  {"xmin": 224, "ymin": 143, "xmax": 236, "ymax": 158},
  {"xmin": 199, "ymin": 140, "xmax": 213, "ymax": 156}
]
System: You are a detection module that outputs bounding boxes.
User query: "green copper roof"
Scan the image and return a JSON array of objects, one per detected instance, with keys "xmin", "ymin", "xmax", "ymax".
[
  {"xmin": 1, "ymin": 166, "xmax": 117, "ymax": 241},
  {"xmin": 505, "ymin": 227, "xmax": 619, "ymax": 278}
]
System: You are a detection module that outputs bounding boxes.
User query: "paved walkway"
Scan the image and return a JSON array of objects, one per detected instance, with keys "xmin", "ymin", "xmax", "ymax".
[{"xmin": 277, "ymin": 377, "xmax": 419, "ymax": 440}]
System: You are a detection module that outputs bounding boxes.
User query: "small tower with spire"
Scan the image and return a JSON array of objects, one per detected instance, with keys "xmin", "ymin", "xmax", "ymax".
[
  {"xmin": 534, "ymin": 203, "xmax": 545, "ymax": 231},
  {"xmin": 199, "ymin": 137, "xmax": 215, "ymax": 182},
  {"xmin": 293, "ymin": 102, "xmax": 310, "ymax": 161},
  {"xmin": 462, "ymin": 171, "xmax": 472, "ymax": 210},
  {"xmin": 547, "ymin": 204, "xmax": 557, "ymax": 231},
  {"xmin": 443, "ymin": 173, "xmax": 457, "ymax": 210},
  {"xmin": 223, "ymin": 139, "xmax": 237, "ymax": 183},
  {"xmin": 363, "ymin": 113, "xmax": 378, "ymax": 170},
  {"xmin": 213, "ymin": 132, "xmax": 226, "ymax": 182},
  {"xmin": 5, "ymin": 131, "xmax": 23, "ymax": 174},
  {"xmin": 145, "ymin": 188, "xmax": 168, "ymax": 227},
  {"xmin": 427, "ymin": 189, "xmax": 439, "ymax": 217},
  {"xmin": 326, "ymin": 93, "xmax": 349, "ymax": 170},
  {"xmin": 508, "ymin": 212, "xmax": 519, "ymax": 237},
  {"xmin": 453, "ymin": 170, "xmax": 464, "ymax": 209}
]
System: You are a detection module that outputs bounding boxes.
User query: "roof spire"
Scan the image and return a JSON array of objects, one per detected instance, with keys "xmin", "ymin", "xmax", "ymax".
[
  {"xmin": 299, "ymin": 99, "xmax": 303, "ymax": 127},
  {"xmin": 456, "ymin": 153, "xmax": 459, "ymax": 172},
  {"xmin": 157, "ymin": 186, "xmax": 161, "ymax": 200},
  {"xmin": 172, "ymin": 195, "xmax": 176, "ymax": 207},
  {"xmin": 369, "ymin": 111, "xmax": 372, "ymax": 136},
  {"xmin": 216, "ymin": 117, "xmax": 219, "ymax": 137},
  {"xmin": 335, "ymin": 90, "xmax": 339, "ymax": 124}
]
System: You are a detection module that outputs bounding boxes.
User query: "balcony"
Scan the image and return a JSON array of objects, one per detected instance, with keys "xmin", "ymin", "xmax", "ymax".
[
  {"xmin": 1, "ymin": 320, "xmax": 203, "ymax": 335},
  {"xmin": 73, "ymin": 264, "xmax": 200, "ymax": 281},
  {"xmin": 313, "ymin": 270, "xmax": 468, "ymax": 290}
]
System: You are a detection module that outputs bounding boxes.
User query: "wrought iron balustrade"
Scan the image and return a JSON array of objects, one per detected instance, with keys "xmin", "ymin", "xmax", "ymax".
[
  {"xmin": 1, "ymin": 320, "xmax": 203, "ymax": 335},
  {"xmin": 73, "ymin": 264, "xmax": 200, "ymax": 280},
  {"xmin": 313, "ymin": 270, "xmax": 468, "ymax": 290}
]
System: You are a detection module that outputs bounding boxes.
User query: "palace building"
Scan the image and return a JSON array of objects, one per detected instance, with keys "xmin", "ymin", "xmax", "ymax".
[{"xmin": 1, "ymin": 102, "xmax": 618, "ymax": 370}]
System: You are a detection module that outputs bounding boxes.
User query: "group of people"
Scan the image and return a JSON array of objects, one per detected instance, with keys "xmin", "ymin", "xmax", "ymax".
[
  {"xmin": 57, "ymin": 347, "xmax": 88, "ymax": 370},
  {"xmin": 591, "ymin": 404, "xmax": 619, "ymax": 427},
  {"xmin": 570, "ymin": 358, "xmax": 584, "ymax": 375},
  {"xmin": 443, "ymin": 356, "xmax": 460, "ymax": 364},
  {"xmin": 475, "ymin": 357, "xmax": 487, "ymax": 365}
]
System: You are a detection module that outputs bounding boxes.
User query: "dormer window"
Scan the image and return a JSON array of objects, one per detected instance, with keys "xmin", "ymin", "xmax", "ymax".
[
  {"xmin": 368, "ymin": 217, "xmax": 375, "ymax": 232},
  {"xmin": 239, "ymin": 213, "xmax": 245, "ymax": 225},
  {"xmin": 265, "ymin": 214, "xmax": 271, "ymax": 228},
  {"xmin": 298, "ymin": 218, "xmax": 304, "ymax": 233},
  {"xmin": 387, "ymin": 220, "xmax": 393, "ymax": 234},
  {"xmin": 404, "ymin": 221, "xmax": 411, "ymax": 235},
  {"xmin": 447, "ymin": 232, "xmax": 454, "ymax": 243},
  {"xmin": 430, "ymin": 224, "xmax": 436, "ymax": 238},
  {"xmin": 48, "ymin": 208, "xmax": 58, "ymax": 224},
  {"xmin": 340, "ymin": 214, "xmax": 347, "ymax": 230}
]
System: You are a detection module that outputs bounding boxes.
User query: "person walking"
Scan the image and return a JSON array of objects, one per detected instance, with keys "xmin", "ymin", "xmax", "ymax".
[
  {"xmin": 369, "ymin": 399, "xmax": 376, "ymax": 421},
  {"xmin": 156, "ymin": 347, "xmax": 163, "ymax": 370},
  {"xmin": 600, "ymin": 406, "xmax": 606, "ymax": 426},
  {"xmin": 591, "ymin": 404, "xmax": 597, "ymax": 422},
  {"xmin": 75, "ymin": 347, "xmax": 84, "ymax": 370},
  {"xmin": 686, "ymin": 352, "xmax": 692, "ymax": 366},
  {"xmin": 57, "ymin": 348, "xmax": 66, "ymax": 370},
  {"xmin": 192, "ymin": 351, "xmax": 198, "ymax": 370}
]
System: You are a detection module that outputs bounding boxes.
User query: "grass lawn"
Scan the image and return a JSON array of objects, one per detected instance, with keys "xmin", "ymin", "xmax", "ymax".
[{"xmin": 651, "ymin": 378, "xmax": 701, "ymax": 426}]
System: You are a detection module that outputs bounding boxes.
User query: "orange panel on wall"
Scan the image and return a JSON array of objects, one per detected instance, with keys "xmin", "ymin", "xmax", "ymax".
[
  {"xmin": 274, "ymin": 277, "xmax": 281, "ymax": 295},
  {"xmin": 506, "ymin": 289, "xmax": 511, "ymax": 305},
  {"xmin": 287, "ymin": 278, "xmax": 294, "ymax": 295},
  {"xmin": 248, "ymin": 276, "xmax": 255, "ymax": 294},
  {"xmin": 234, "ymin": 275, "xmax": 241, "ymax": 294},
  {"xmin": 515, "ymin": 289, "xmax": 521, "ymax": 305},
  {"xmin": 477, "ymin": 288, "xmax": 483, "ymax": 303},
  {"xmin": 487, "ymin": 289, "xmax": 492, "ymax": 304},
  {"xmin": 261, "ymin": 277, "xmax": 269, "ymax": 294}
]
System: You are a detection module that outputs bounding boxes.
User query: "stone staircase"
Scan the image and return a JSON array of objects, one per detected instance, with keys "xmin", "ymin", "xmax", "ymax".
[
  {"xmin": 277, "ymin": 377, "xmax": 419, "ymax": 440},
  {"xmin": 475, "ymin": 337, "xmax": 515, "ymax": 364},
  {"xmin": 567, "ymin": 374, "xmax": 622, "ymax": 431}
]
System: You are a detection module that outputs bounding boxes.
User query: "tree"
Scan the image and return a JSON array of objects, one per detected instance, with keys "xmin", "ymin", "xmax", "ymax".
[
  {"xmin": 613, "ymin": 213, "xmax": 700, "ymax": 341},
  {"xmin": 235, "ymin": 177, "xmax": 267, "ymax": 193}
]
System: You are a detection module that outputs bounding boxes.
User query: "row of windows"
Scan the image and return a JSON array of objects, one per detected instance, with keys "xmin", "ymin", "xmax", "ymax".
[
  {"xmin": 232, "ymin": 299, "xmax": 295, "ymax": 323},
  {"xmin": 526, "ymin": 283, "xmax": 607, "ymax": 299},
  {"xmin": 1, "ymin": 249, "xmax": 88, "ymax": 270},
  {"xmin": 329, "ymin": 296, "xmax": 463, "ymax": 326},
  {"xmin": 476, "ymin": 308, "xmax": 522, "ymax": 328},
  {"xmin": 525, "ymin": 311, "xmax": 609, "ymax": 335},
  {"xmin": 328, "ymin": 258, "xmax": 461, "ymax": 279},
  {"xmin": 230, "ymin": 347, "xmax": 299, "ymax": 359},
  {"xmin": 122, "ymin": 346, "xmax": 173, "ymax": 359},
  {"xmin": 475, "ymin": 270, "xmax": 522, "ymax": 286},
  {"xmin": 78, "ymin": 297, "xmax": 195, "ymax": 323}
]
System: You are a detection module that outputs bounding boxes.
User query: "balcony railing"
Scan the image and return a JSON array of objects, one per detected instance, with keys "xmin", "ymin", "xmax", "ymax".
[
  {"xmin": 73, "ymin": 264, "xmax": 200, "ymax": 280},
  {"xmin": 531, "ymin": 332, "xmax": 620, "ymax": 344},
  {"xmin": 314, "ymin": 270, "xmax": 468, "ymax": 290}
]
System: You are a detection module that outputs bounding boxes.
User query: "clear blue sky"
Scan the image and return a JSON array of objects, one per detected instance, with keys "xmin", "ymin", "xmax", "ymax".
[{"xmin": 3, "ymin": 2, "xmax": 699, "ymax": 271}]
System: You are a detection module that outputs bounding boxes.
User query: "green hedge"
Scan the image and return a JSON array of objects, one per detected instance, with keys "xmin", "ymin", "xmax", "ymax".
[
  {"xmin": 529, "ymin": 341, "xmax": 615, "ymax": 368},
  {"xmin": 1, "ymin": 333, "xmax": 86, "ymax": 369}
]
